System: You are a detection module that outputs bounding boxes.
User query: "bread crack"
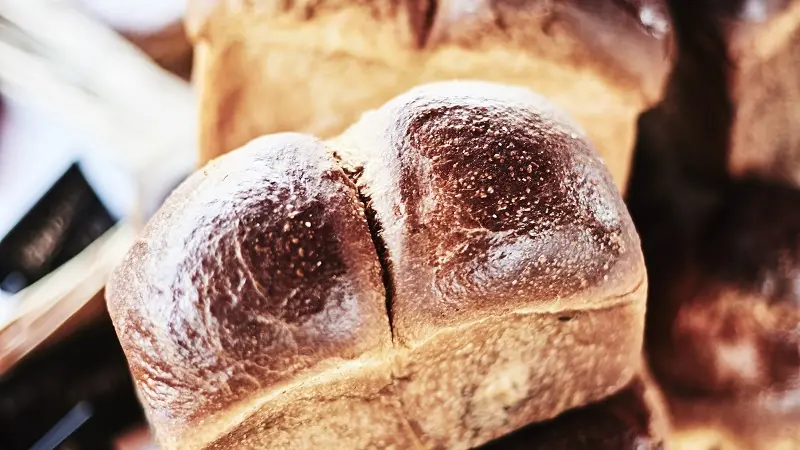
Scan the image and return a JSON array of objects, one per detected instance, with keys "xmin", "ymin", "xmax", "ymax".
[{"xmin": 329, "ymin": 148, "xmax": 399, "ymax": 344}]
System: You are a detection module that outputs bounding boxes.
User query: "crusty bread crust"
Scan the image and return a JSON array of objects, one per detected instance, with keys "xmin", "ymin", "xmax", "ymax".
[
  {"xmin": 332, "ymin": 81, "xmax": 647, "ymax": 447},
  {"xmin": 106, "ymin": 133, "xmax": 393, "ymax": 444},
  {"xmin": 190, "ymin": 298, "xmax": 645, "ymax": 449},
  {"xmin": 107, "ymin": 82, "xmax": 648, "ymax": 449},
  {"xmin": 335, "ymin": 81, "xmax": 645, "ymax": 343}
]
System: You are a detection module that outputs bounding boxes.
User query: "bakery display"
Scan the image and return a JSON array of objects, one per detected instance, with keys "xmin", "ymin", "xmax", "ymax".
[
  {"xmin": 186, "ymin": 0, "xmax": 673, "ymax": 188},
  {"xmin": 106, "ymin": 81, "xmax": 648, "ymax": 449}
]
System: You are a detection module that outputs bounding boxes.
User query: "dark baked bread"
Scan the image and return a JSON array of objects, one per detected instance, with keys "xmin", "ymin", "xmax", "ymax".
[
  {"xmin": 107, "ymin": 82, "xmax": 647, "ymax": 449},
  {"xmin": 106, "ymin": 133, "xmax": 405, "ymax": 449},
  {"xmin": 187, "ymin": 0, "xmax": 673, "ymax": 189},
  {"xmin": 479, "ymin": 373, "xmax": 670, "ymax": 450},
  {"xmin": 334, "ymin": 81, "xmax": 647, "ymax": 447}
]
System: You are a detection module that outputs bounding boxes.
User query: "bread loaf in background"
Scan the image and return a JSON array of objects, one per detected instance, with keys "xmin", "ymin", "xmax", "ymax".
[
  {"xmin": 721, "ymin": 0, "xmax": 800, "ymax": 186},
  {"xmin": 666, "ymin": 393, "xmax": 800, "ymax": 450},
  {"xmin": 186, "ymin": 0, "xmax": 673, "ymax": 189},
  {"xmin": 647, "ymin": 179, "xmax": 800, "ymax": 397},
  {"xmin": 627, "ymin": 3, "xmax": 800, "ymax": 448},
  {"xmin": 106, "ymin": 82, "xmax": 648, "ymax": 449},
  {"xmin": 642, "ymin": 0, "xmax": 800, "ymax": 186}
]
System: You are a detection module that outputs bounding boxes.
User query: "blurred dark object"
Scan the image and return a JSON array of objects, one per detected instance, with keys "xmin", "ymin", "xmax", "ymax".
[
  {"xmin": 0, "ymin": 313, "xmax": 144, "ymax": 450},
  {"xmin": 646, "ymin": 179, "xmax": 800, "ymax": 397},
  {"xmin": 0, "ymin": 163, "xmax": 116, "ymax": 295},
  {"xmin": 629, "ymin": 2, "xmax": 800, "ymax": 449},
  {"xmin": 632, "ymin": 0, "xmax": 800, "ymax": 397},
  {"xmin": 30, "ymin": 402, "xmax": 94, "ymax": 450}
]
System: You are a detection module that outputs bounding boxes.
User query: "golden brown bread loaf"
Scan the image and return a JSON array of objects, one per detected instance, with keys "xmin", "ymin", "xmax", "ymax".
[
  {"xmin": 186, "ymin": 0, "xmax": 673, "ymax": 188},
  {"xmin": 718, "ymin": 0, "xmax": 800, "ymax": 186},
  {"xmin": 628, "ymin": 151, "xmax": 800, "ymax": 449},
  {"xmin": 106, "ymin": 82, "xmax": 647, "ymax": 449},
  {"xmin": 666, "ymin": 394, "xmax": 800, "ymax": 450}
]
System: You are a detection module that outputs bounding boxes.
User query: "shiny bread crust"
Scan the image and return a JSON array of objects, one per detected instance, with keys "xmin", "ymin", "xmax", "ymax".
[{"xmin": 107, "ymin": 82, "xmax": 647, "ymax": 449}]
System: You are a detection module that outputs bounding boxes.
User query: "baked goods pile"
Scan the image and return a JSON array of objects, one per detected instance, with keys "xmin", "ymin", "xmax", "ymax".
[{"xmin": 105, "ymin": 0, "xmax": 799, "ymax": 448}]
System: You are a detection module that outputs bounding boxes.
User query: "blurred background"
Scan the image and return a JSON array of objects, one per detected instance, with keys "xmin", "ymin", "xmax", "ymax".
[{"xmin": 0, "ymin": 0, "xmax": 193, "ymax": 448}]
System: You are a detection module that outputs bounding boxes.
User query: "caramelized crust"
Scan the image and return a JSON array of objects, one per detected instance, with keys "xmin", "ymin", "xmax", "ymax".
[
  {"xmin": 108, "ymin": 83, "xmax": 648, "ymax": 449},
  {"xmin": 335, "ymin": 81, "xmax": 645, "ymax": 343},
  {"xmin": 331, "ymin": 81, "xmax": 647, "ymax": 448},
  {"xmin": 106, "ymin": 133, "xmax": 391, "ymax": 442}
]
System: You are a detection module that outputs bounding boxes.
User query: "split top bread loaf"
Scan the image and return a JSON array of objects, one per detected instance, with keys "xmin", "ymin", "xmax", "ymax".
[
  {"xmin": 186, "ymin": 0, "xmax": 673, "ymax": 189},
  {"xmin": 106, "ymin": 82, "xmax": 647, "ymax": 449}
]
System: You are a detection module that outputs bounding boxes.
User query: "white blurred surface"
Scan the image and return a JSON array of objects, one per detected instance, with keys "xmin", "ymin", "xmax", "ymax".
[{"xmin": 71, "ymin": 0, "xmax": 186, "ymax": 34}]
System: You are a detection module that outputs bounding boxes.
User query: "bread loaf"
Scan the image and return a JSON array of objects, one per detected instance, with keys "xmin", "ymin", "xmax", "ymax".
[
  {"xmin": 632, "ymin": 0, "xmax": 800, "ymax": 401},
  {"xmin": 643, "ymin": 0, "xmax": 800, "ymax": 185},
  {"xmin": 106, "ymin": 82, "xmax": 647, "ymax": 449},
  {"xmin": 667, "ymin": 393, "xmax": 800, "ymax": 450},
  {"xmin": 627, "ymin": 3, "xmax": 800, "ymax": 449},
  {"xmin": 186, "ymin": 0, "xmax": 673, "ymax": 189},
  {"xmin": 721, "ymin": 0, "xmax": 800, "ymax": 186}
]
